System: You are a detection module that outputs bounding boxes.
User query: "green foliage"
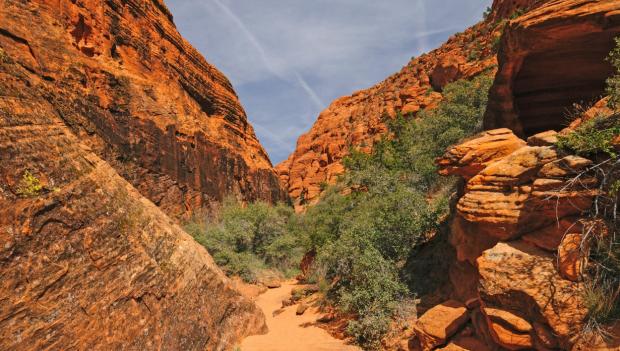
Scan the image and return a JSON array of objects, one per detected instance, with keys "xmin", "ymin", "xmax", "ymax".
[
  {"xmin": 510, "ymin": 8, "xmax": 526, "ymax": 20},
  {"xmin": 183, "ymin": 75, "xmax": 492, "ymax": 349},
  {"xmin": 16, "ymin": 170, "xmax": 42, "ymax": 198},
  {"xmin": 482, "ymin": 6, "xmax": 492, "ymax": 20},
  {"xmin": 467, "ymin": 42, "xmax": 482, "ymax": 62},
  {"xmin": 585, "ymin": 235, "xmax": 620, "ymax": 326},
  {"xmin": 185, "ymin": 198, "xmax": 304, "ymax": 283},
  {"xmin": 556, "ymin": 115, "xmax": 620, "ymax": 158},
  {"xmin": 606, "ymin": 37, "xmax": 620, "ymax": 110},
  {"xmin": 492, "ymin": 33, "xmax": 502, "ymax": 53},
  {"xmin": 0, "ymin": 48, "xmax": 7, "ymax": 63},
  {"xmin": 298, "ymin": 75, "xmax": 493, "ymax": 349}
]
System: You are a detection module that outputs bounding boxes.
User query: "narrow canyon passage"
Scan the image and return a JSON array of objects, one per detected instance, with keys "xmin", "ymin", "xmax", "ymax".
[{"xmin": 239, "ymin": 282, "xmax": 361, "ymax": 351}]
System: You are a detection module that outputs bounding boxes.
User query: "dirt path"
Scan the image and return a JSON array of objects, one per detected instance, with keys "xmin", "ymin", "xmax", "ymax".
[{"xmin": 238, "ymin": 281, "xmax": 361, "ymax": 351}]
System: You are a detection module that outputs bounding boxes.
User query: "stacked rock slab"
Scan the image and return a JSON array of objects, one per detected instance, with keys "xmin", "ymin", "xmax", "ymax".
[
  {"xmin": 0, "ymin": 0, "xmax": 287, "ymax": 219},
  {"xmin": 423, "ymin": 128, "xmax": 596, "ymax": 351}
]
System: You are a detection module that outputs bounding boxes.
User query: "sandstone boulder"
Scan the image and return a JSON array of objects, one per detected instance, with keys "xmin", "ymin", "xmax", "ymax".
[
  {"xmin": 527, "ymin": 130, "xmax": 558, "ymax": 146},
  {"xmin": 477, "ymin": 241, "xmax": 587, "ymax": 349},
  {"xmin": 483, "ymin": 308, "xmax": 533, "ymax": 350},
  {"xmin": 411, "ymin": 300, "xmax": 470, "ymax": 350},
  {"xmin": 558, "ymin": 233, "xmax": 588, "ymax": 282},
  {"xmin": 437, "ymin": 128, "xmax": 526, "ymax": 180}
]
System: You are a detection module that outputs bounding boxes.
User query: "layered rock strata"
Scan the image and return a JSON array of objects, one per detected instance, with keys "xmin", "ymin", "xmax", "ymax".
[
  {"xmin": 277, "ymin": 0, "xmax": 545, "ymax": 209},
  {"xmin": 484, "ymin": 0, "xmax": 620, "ymax": 136},
  {"xmin": 0, "ymin": 0, "xmax": 287, "ymax": 219},
  {"xmin": 0, "ymin": 57, "xmax": 266, "ymax": 349}
]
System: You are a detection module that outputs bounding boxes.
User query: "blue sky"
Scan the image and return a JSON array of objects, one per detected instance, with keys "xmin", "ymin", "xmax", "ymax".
[{"xmin": 166, "ymin": 0, "xmax": 493, "ymax": 163}]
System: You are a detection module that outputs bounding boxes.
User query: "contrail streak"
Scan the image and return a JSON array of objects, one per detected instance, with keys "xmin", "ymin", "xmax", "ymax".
[
  {"xmin": 210, "ymin": 0, "xmax": 325, "ymax": 110},
  {"xmin": 294, "ymin": 72, "xmax": 325, "ymax": 109}
]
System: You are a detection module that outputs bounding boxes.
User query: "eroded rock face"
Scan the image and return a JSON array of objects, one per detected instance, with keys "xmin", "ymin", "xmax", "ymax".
[
  {"xmin": 0, "ymin": 0, "xmax": 287, "ymax": 219},
  {"xmin": 478, "ymin": 242, "xmax": 586, "ymax": 349},
  {"xmin": 433, "ymin": 127, "xmax": 603, "ymax": 350},
  {"xmin": 0, "ymin": 0, "xmax": 274, "ymax": 348},
  {"xmin": 484, "ymin": 0, "xmax": 620, "ymax": 137},
  {"xmin": 0, "ymin": 63, "xmax": 266, "ymax": 348},
  {"xmin": 275, "ymin": 8, "xmax": 509, "ymax": 209}
]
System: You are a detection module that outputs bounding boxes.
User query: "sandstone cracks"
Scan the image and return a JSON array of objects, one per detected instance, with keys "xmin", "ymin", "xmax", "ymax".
[{"xmin": 410, "ymin": 128, "xmax": 602, "ymax": 350}]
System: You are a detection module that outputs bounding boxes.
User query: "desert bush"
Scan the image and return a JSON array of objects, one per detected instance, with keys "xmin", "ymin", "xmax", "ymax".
[
  {"xmin": 557, "ymin": 115, "xmax": 620, "ymax": 158},
  {"xmin": 185, "ymin": 198, "xmax": 304, "ymax": 283},
  {"xmin": 606, "ymin": 37, "xmax": 620, "ymax": 110},
  {"xmin": 16, "ymin": 170, "xmax": 42, "ymax": 197},
  {"xmin": 299, "ymin": 74, "xmax": 493, "ymax": 349}
]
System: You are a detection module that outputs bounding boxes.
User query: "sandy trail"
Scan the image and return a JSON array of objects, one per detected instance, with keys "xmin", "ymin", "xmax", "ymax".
[{"xmin": 238, "ymin": 281, "xmax": 360, "ymax": 351}]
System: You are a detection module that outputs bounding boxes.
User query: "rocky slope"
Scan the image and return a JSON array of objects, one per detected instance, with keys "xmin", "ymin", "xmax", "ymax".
[
  {"xmin": 409, "ymin": 1, "xmax": 620, "ymax": 350},
  {"xmin": 0, "ymin": 0, "xmax": 287, "ymax": 220},
  {"xmin": 0, "ymin": 56, "xmax": 266, "ymax": 349},
  {"xmin": 0, "ymin": 0, "xmax": 281, "ymax": 348},
  {"xmin": 276, "ymin": 0, "xmax": 547, "ymax": 209}
]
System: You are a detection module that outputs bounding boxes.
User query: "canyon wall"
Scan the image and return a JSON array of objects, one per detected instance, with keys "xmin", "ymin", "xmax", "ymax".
[
  {"xmin": 0, "ymin": 49, "xmax": 265, "ymax": 350},
  {"xmin": 276, "ymin": 0, "xmax": 546, "ymax": 209},
  {"xmin": 0, "ymin": 0, "xmax": 287, "ymax": 220},
  {"xmin": 0, "ymin": 0, "xmax": 279, "ymax": 348}
]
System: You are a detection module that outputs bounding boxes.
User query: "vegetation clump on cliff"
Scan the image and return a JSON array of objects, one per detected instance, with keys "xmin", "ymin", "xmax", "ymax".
[
  {"xmin": 557, "ymin": 37, "xmax": 620, "ymax": 339},
  {"xmin": 303, "ymin": 74, "xmax": 493, "ymax": 349}
]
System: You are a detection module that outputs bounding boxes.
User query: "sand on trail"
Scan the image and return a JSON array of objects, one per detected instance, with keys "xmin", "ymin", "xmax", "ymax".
[{"xmin": 238, "ymin": 281, "xmax": 361, "ymax": 351}]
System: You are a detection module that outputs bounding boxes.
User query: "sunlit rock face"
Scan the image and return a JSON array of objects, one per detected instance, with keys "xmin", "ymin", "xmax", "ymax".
[
  {"xmin": 484, "ymin": 0, "xmax": 620, "ymax": 137},
  {"xmin": 434, "ymin": 127, "xmax": 595, "ymax": 350},
  {"xmin": 412, "ymin": 1, "xmax": 620, "ymax": 349},
  {"xmin": 0, "ymin": 52, "xmax": 266, "ymax": 351},
  {"xmin": 0, "ymin": 0, "xmax": 275, "ymax": 349},
  {"xmin": 0, "ymin": 0, "xmax": 287, "ymax": 220},
  {"xmin": 275, "ymin": 0, "xmax": 548, "ymax": 210}
]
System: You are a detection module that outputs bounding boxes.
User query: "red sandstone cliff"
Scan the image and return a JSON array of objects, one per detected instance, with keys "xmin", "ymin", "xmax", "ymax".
[
  {"xmin": 276, "ymin": 0, "xmax": 548, "ymax": 210},
  {"xmin": 0, "ymin": 52, "xmax": 266, "ymax": 350},
  {"xmin": 0, "ymin": 0, "xmax": 277, "ymax": 348},
  {"xmin": 0, "ymin": 0, "xmax": 287, "ymax": 220}
]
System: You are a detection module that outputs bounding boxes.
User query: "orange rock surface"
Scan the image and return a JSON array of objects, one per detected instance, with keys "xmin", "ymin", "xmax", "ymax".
[
  {"xmin": 484, "ymin": 0, "xmax": 620, "ymax": 136},
  {"xmin": 435, "ymin": 125, "xmax": 604, "ymax": 350},
  {"xmin": 0, "ymin": 0, "xmax": 286, "ymax": 219},
  {"xmin": 0, "ymin": 79, "xmax": 266, "ymax": 349},
  {"xmin": 276, "ymin": 8, "xmax": 510, "ymax": 209},
  {"xmin": 411, "ymin": 300, "xmax": 470, "ymax": 351},
  {"xmin": 0, "ymin": 0, "xmax": 287, "ymax": 348}
]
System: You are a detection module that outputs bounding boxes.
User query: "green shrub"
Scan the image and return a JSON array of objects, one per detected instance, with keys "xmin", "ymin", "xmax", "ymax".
[
  {"xmin": 299, "ymin": 75, "xmax": 493, "ymax": 349},
  {"xmin": 557, "ymin": 115, "xmax": 620, "ymax": 158},
  {"xmin": 185, "ymin": 198, "xmax": 304, "ymax": 283},
  {"xmin": 606, "ymin": 37, "xmax": 620, "ymax": 110},
  {"xmin": 16, "ymin": 170, "xmax": 42, "ymax": 197},
  {"xmin": 482, "ymin": 6, "xmax": 492, "ymax": 20},
  {"xmin": 510, "ymin": 8, "xmax": 526, "ymax": 20}
]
